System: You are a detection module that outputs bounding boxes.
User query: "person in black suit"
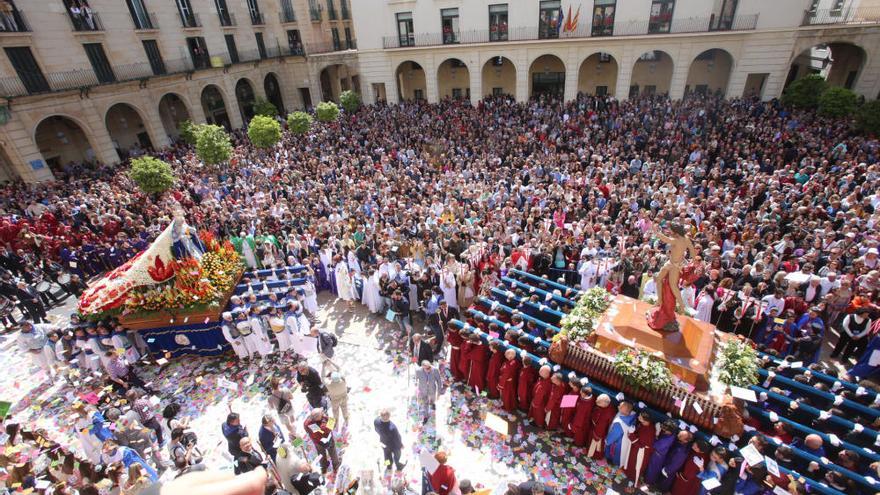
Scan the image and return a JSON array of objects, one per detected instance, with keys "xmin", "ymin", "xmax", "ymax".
[
  {"xmin": 410, "ymin": 332, "xmax": 434, "ymax": 363},
  {"xmin": 16, "ymin": 280, "xmax": 46, "ymax": 323},
  {"xmin": 0, "ymin": 246, "xmax": 24, "ymax": 276},
  {"xmin": 235, "ymin": 437, "xmax": 267, "ymax": 474},
  {"xmin": 430, "ymin": 300, "xmax": 459, "ymax": 335}
]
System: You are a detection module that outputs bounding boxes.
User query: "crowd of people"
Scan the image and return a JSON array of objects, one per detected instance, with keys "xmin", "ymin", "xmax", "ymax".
[{"xmin": 1, "ymin": 89, "xmax": 879, "ymax": 494}]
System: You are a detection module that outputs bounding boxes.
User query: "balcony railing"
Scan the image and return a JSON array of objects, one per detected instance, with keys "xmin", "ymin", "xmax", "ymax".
[
  {"xmin": 132, "ymin": 11, "xmax": 159, "ymax": 30},
  {"xmin": 801, "ymin": 6, "xmax": 880, "ymax": 26},
  {"xmin": 68, "ymin": 11, "xmax": 104, "ymax": 32},
  {"xmin": 0, "ymin": 8, "xmax": 30, "ymax": 32},
  {"xmin": 305, "ymin": 39, "xmax": 356, "ymax": 54},
  {"xmin": 218, "ymin": 12, "xmax": 235, "ymax": 27},
  {"xmin": 0, "ymin": 43, "xmax": 316, "ymax": 98},
  {"xmin": 309, "ymin": 7, "xmax": 321, "ymax": 21},
  {"xmin": 180, "ymin": 12, "xmax": 201, "ymax": 28},
  {"xmin": 250, "ymin": 11, "xmax": 264, "ymax": 25},
  {"xmin": 382, "ymin": 14, "xmax": 759, "ymax": 48},
  {"xmin": 279, "ymin": 8, "xmax": 296, "ymax": 23}
]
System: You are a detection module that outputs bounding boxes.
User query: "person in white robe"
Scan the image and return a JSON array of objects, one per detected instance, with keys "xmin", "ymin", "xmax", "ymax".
[
  {"xmin": 241, "ymin": 235, "xmax": 259, "ymax": 269},
  {"xmin": 319, "ymin": 247, "xmax": 334, "ymax": 285},
  {"xmin": 695, "ymin": 286, "xmax": 715, "ymax": 323},
  {"xmin": 248, "ymin": 306, "xmax": 274, "ymax": 356},
  {"xmin": 578, "ymin": 258, "xmax": 599, "ymax": 290},
  {"xmin": 302, "ymin": 276, "xmax": 319, "ymax": 316},
  {"xmin": 346, "ymin": 250, "xmax": 361, "ymax": 276},
  {"xmin": 268, "ymin": 309, "xmax": 292, "ymax": 353},
  {"xmin": 440, "ymin": 268, "xmax": 458, "ymax": 309},
  {"xmin": 335, "ymin": 260, "xmax": 354, "ymax": 303},
  {"xmin": 220, "ymin": 312, "xmax": 248, "ymax": 359},
  {"xmin": 361, "ymin": 270, "xmax": 383, "ymax": 314}
]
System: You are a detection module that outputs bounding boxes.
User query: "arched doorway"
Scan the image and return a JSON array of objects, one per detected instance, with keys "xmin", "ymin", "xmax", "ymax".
[
  {"xmin": 529, "ymin": 54, "xmax": 565, "ymax": 98},
  {"xmin": 395, "ymin": 61, "xmax": 426, "ymax": 101},
  {"xmin": 264, "ymin": 73, "xmax": 285, "ymax": 115},
  {"xmin": 235, "ymin": 78, "xmax": 256, "ymax": 123},
  {"xmin": 482, "ymin": 56, "xmax": 516, "ymax": 97},
  {"xmin": 437, "ymin": 58, "xmax": 470, "ymax": 100},
  {"xmin": 685, "ymin": 49, "xmax": 734, "ymax": 97},
  {"xmin": 578, "ymin": 52, "xmax": 618, "ymax": 96},
  {"xmin": 786, "ymin": 42, "xmax": 866, "ymax": 90},
  {"xmin": 105, "ymin": 103, "xmax": 153, "ymax": 159},
  {"xmin": 158, "ymin": 93, "xmax": 191, "ymax": 140},
  {"xmin": 34, "ymin": 115, "xmax": 97, "ymax": 173},
  {"xmin": 201, "ymin": 85, "xmax": 230, "ymax": 129},
  {"xmin": 630, "ymin": 50, "xmax": 674, "ymax": 97},
  {"xmin": 319, "ymin": 64, "xmax": 354, "ymax": 102}
]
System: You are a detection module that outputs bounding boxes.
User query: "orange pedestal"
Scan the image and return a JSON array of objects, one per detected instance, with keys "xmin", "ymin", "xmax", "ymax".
[{"xmin": 592, "ymin": 295, "xmax": 717, "ymax": 391}]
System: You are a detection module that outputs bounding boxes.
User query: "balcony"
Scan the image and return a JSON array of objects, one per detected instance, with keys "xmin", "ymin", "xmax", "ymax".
[
  {"xmin": 382, "ymin": 14, "xmax": 759, "ymax": 49},
  {"xmin": 218, "ymin": 12, "xmax": 235, "ymax": 27},
  {"xmin": 132, "ymin": 12, "xmax": 159, "ymax": 30},
  {"xmin": 801, "ymin": 7, "xmax": 880, "ymax": 26},
  {"xmin": 68, "ymin": 11, "xmax": 104, "ymax": 32},
  {"xmin": 250, "ymin": 11, "xmax": 264, "ymax": 25},
  {"xmin": 180, "ymin": 12, "xmax": 201, "ymax": 28},
  {"xmin": 0, "ymin": 8, "xmax": 30, "ymax": 33},
  {"xmin": 305, "ymin": 39, "xmax": 356, "ymax": 54},
  {"xmin": 279, "ymin": 8, "xmax": 296, "ymax": 23},
  {"xmin": 309, "ymin": 7, "xmax": 321, "ymax": 22},
  {"xmin": 1, "ymin": 44, "xmax": 311, "ymax": 98}
]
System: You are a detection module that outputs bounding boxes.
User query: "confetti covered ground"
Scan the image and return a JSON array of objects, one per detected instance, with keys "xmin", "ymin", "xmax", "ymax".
[{"xmin": 0, "ymin": 293, "xmax": 629, "ymax": 494}]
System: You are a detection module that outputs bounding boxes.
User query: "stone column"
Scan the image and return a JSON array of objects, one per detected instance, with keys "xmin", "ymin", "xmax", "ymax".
[
  {"xmin": 469, "ymin": 60, "xmax": 482, "ymax": 105},
  {"xmin": 425, "ymin": 57, "xmax": 439, "ymax": 104},
  {"xmin": 669, "ymin": 47, "xmax": 692, "ymax": 100},
  {"xmin": 515, "ymin": 52, "xmax": 529, "ymax": 102},
  {"xmin": 0, "ymin": 122, "xmax": 54, "ymax": 182}
]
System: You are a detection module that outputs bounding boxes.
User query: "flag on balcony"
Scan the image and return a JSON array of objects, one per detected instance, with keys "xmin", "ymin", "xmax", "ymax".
[
  {"xmin": 563, "ymin": 5, "xmax": 581, "ymax": 33},
  {"xmin": 557, "ymin": 7, "xmax": 564, "ymax": 34}
]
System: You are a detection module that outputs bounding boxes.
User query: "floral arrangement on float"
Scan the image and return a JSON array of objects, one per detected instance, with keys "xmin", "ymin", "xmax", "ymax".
[
  {"xmin": 714, "ymin": 338, "xmax": 760, "ymax": 388},
  {"xmin": 553, "ymin": 287, "xmax": 612, "ymax": 344},
  {"xmin": 612, "ymin": 348, "xmax": 674, "ymax": 392}
]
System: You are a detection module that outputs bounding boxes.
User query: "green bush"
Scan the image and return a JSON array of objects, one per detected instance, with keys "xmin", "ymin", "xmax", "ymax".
[
  {"xmin": 247, "ymin": 115, "xmax": 282, "ymax": 148},
  {"xmin": 178, "ymin": 120, "xmax": 199, "ymax": 145},
  {"xmin": 781, "ymin": 74, "xmax": 828, "ymax": 109},
  {"xmin": 339, "ymin": 90, "xmax": 361, "ymax": 113},
  {"xmin": 315, "ymin": 101, "xmax": 340, "ymax": 122},
  {"xmin": 195, "ymin": 124, "xmax": 233, "ymax": 165},
  {"xmin": 856, "ymin": 100, "xmax": 880, "ymax": 135},
  {"xmin": 253, "ymin": 97, "xmax": 279, "ymax": 117},
  {"xmin": 287, "ymin": 111, "xmax": 312, "ymax": 134},
  {"xmin": 818, "ymin": 87, "xmax": 858, "ymax": 118},
  {"xmin": 129, "ymin": 156, "xmax": 175, "ymax": 195}
]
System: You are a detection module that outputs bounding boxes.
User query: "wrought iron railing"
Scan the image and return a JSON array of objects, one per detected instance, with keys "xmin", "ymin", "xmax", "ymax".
[
  {"xmin": 250, "ymin": 11, "xmax": 264, "ymax": 25},
  {"xmin": 305, "ymin": 39, "xmax": 357, "ymax": 54},
  {"xmin": 279, "ymin": 7, "xmax": 296, "ymax": 23},
  {"xmin": 382, "ymin": 14, "xmax": 759, "ymax": 49},
  {"xmin": 801, "ymin": 6, "xmax": 880, "ymax": 26},
  {"xmin": 309, "ymin": 7, "xmax": 321, "ymax": 21},
  {"xmin": 68, "ymin": 10, "xmax": 104, "ymax": 32}
]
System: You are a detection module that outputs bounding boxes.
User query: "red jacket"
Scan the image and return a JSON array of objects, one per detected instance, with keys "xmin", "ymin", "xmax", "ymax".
[{"xmin": 303, "ymin": 416, "xmax": 333, "ymax": 447}]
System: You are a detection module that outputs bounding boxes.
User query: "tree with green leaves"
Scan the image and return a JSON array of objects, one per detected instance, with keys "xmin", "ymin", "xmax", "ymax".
[
  {"xmin": 178, "ymin": 120, "xmax": 199, "ymax": 145},
  {"xmin": 339, "ymin": 90, "xmax": 361, "ymax": 113},
  {"xmin": 781, "ymin": 74, "xmax": 828, "ymax": 109},
  {"xmin": 129, "ymin": 156, "xmax": 175, "ymax": 195},
  {"xmin": 253, "ymin": 97, "xmax": 279, "ymax": 117},
  {"xmin": 856, "ymin": 100, "xmax": 880, "ymax": 135},
  {"xmin": 195, "ymin": 124, "xmax": 233, "ymax": 165},
  {"xmin": 315, "ymin": 101, "xmax": 340, "ymax": 122},
  {"xmin": 287, "ymin": 111, "xmax": 312, "ymax": 134},
  {"xmin": 818, "ymin": 87, "xmax": 858, "ymax": 118},
  {"xmin": 247, "ymin": 115, "xmax": 282, "ymax": 148}
]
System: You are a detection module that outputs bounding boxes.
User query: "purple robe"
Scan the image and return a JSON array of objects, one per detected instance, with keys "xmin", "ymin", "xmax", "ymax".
[
  {"xmin": 658, "ymin": 441, "xmax": 691, "ymax": 492},
  {"xmin": 644, "ymin": 432, "xmax": 675, "ymax": 485}
]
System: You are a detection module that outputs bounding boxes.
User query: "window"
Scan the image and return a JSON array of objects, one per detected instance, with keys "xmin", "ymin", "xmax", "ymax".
[
  {"xmin": 592, "ymin": 0, "xmax": 616, "ymax": 37},
  {"xmin": 126, "ymin": 0, "xmax": 153, "ymax": 29},
  {"xmin": 539, "ymin": 1, "xmax": 562, "ymax": 39},
  {"xmin": 414, "ymin": 89, "xmax": 424, "ymax": 100},
  {"xmin": 807, "ymin": 0, "xmax": 819, "ymax": 13},
  {"xmin": 340, "ymin": 0, "xmax": 350, "ymax": 19},
  {"xmin": 327, "ymin": 0, "xmax": 337, "ymax": 20},
  {"xmin": 0, "ymin": 2, "xmax": 28, "ymax": 32},
  {"xmin": 177, "ymin": 0, "xmax": 198, "ymax": 27},
  {"xmin": 215, "ymin": 0, "xmax": 233, "ymax": 26},
  {"xmin": 83, "ymin": 43, "xmax": 114, "ymax": 83},
  {"xmin": 187, "ymin": 36, "xmax": 210, "ymax": 69},
  {"xmin": 344, "ymin": 27, "xmax": 353, "ymax": 49},
  {"xmin": 224, "ymin": 34, "xmax": 239, "ymax": 63},
  {"xmin": 247, "ymin": 0, "xmax": 263, "ymax": 24},
  {"xmin": 489, "ymin": 4, "xmax": 508, "ymax": 41},
  {"xmin": 452, "ymin": 88, "xmax": 462, "ymax": 99},
  {"xmin": 644, "ymin": 85, "xmax": 657, "ymax": 95},
  {"xmin": 255, "ymin": 32, "xmax": 267, "ymax": 59},
  {"xmin": 595, "ymin": 85, "xmax": 608, "ymax": 95},
  {"xmin": 280, "ymin": 0, "xmax": 295, "ymax": 22},
  {"xmin": 396, "ymin": 12, "xmax": 414, "ymax": 47},
  {"xmin": 287, "ymin": 30, "xmax": 303, "ymax": 55},
  {"xmin": 711, "ymin": 0, "xmax": 738, "ymax": 30},
  {"xmin": 648, "ymin": 0, "xmax": 674, "ymax": 33},
  {"xmin": 492, "ymin": 87, "xmax": 503, "ymax": 96},
  {"xmin": 831, "ymin": 0, "xmax": 844, "ymax": 13},
  {"xmin": 142, "ymin": 40, "xmax": 165, "ymax": 75},
  {"xmin": 4, "ymin": 47, "xmax": 49, "ymax": 94},
  {"xmin": 441, "ymin": 8, "xmax": 459, "ymax": 44},
  {"xmin": 64, "ymin": 0, "xmax": 102, "ymax": 31},
  {"xmin": 331, "ymin": 28, "xmax": 341, "ymax": 51},
  {"xmin": 629, "ymin": 85, "xmax": 639, "ymax": 98}
]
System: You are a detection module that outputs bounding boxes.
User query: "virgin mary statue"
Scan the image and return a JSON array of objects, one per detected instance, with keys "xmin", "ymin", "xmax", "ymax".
[{"xmin": 170, "ymin": 208, "xmax": 205, "ymax": 260}]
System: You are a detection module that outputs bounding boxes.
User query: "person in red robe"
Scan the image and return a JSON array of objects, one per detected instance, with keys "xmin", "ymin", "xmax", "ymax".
[
  {"xmin": 458, "ymin": 331, "xmax": 474, "ymax": 381},
  {"xmin": 466, "ymin": 335, "xmax": 489, "ymax": 393},
  {"xmin": 446, "ymin": 324, "xmax": 464, "ymax": 381},
  {"xmin": 497, "ymin": 349, "xmax": 520, "ymax": 412},
  {"xmin": 670, "ymin": 440, "xmax": 710, "ymax": 495},
  {"xmin": 624, "ymin": 411, "xmax": 655, "ymax": 487},
  {"xmin": 516, "ymin": 355, "xmax": 538, "ymax": 412},
  {"xmin": 428, "ymin": 451, "xmax": 458, "ymax": 495},
  {"xmin": 484, "ymin": 341, "xmax": 504, "ymax": 399},
  {"xmin": 587, "ymin": 394, "xmax": 614, "ymax": 460},
  {"xmin": 545, "ymin": 373, "xmax": 568, "ymax": 430},
  {"xmin": 570, "ymin": 385, "xmax": 595, "ymax": 447},
  {"xmin": 560, "ymin": 378, "xmax": 582, "ymax": 438},
  {"xmin": 528, "ymin": 365, "xmax": 553, "ymax": 428}
]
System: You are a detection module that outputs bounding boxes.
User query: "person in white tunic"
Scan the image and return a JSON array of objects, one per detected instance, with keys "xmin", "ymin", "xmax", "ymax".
[
  {"xmin": 440, "ymin": 268, "xmax": 458, "ymax": 310},
  {"xmin": 695, "ymin": 285, "xmax": 716, "ymax": 323},
  {"xmin": 302, "ymin": 276, "xmax": 319, "ymax": 316},
  {"xmin": 335, "ymin": 259, "xmax": 354, "ymax": 303},
  {"xmin": 248, "ymin": 306, "xmax": 274, "ymax": 356},
  {"xmin": 346, "ymin": 250, "xmax": 361, "ymax": 276},
  {"xmin": 234, "ymin": 311, "xmax": 263, "ymax": 359},
  {"xmin": 361, "ymin": 269, "xmax": 383, "ymax": 313},
  {"xmin": 319, "ymin": 247, "xmax": 334, "ymax": 285},
  {"xmin": 220, "ymin": 312, "xmax": 248, "ymax": 359}
]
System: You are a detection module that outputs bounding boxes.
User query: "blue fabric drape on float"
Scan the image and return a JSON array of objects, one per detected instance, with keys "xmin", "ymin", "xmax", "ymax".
[{"xmin": 140, "ymin": 322, "xmax": 230, "ymax": 358}]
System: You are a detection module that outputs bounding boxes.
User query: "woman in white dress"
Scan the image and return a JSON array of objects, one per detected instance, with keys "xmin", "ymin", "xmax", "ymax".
[
  {"xmin": 361, "ymin": 269, "xmax": 383, "ymax": 313},
  {"xmin": 695, "ymin": 285, "xmax": 716, "ymax": 322},
  {"xmin": 440, "ymin": 268, "xmax": 458, "ymax": 309},
  {"xmin": 335, "ymin": 259, "xmax": 355, "ymax": 304}
]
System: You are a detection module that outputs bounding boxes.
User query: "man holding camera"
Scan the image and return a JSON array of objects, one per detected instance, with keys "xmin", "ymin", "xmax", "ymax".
[{"xmin": 169, "ymin": 426, "xmax": 205, "ymax": 477}]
